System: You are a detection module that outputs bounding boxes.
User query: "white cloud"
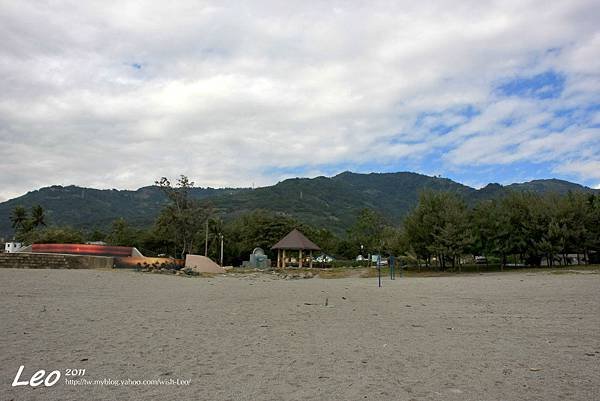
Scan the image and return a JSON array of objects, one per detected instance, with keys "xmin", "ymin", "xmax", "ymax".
[
  {"xmin": 0, "ymin": 0, "xmax": 599, "ymax": 198},
  {"xmin": 554, "ymin": 160, "xmax": 600, "ymax": 182}
]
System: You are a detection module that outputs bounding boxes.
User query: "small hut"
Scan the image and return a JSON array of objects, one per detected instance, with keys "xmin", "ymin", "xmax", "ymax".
[{"xmin": 271, "ymin": 229, "xmax": 321, "ymax": 268}]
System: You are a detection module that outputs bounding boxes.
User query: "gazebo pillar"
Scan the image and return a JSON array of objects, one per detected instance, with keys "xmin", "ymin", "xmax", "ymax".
[
  {"xmin": 277, "ymin": 249, "xmax": 281, "ymax": 268},
  {"xmin": 282, "ymin": 249, "xmax": 286, "ymax": 268},
  {"xmin": 309, "ymin": 250, "xmax": 313, "ymax": 268},
  {"xmin": 299, "ymin": 249, "xmax": 303, "ymax": 268}
]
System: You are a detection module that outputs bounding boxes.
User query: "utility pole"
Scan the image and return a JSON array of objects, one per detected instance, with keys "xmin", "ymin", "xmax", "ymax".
[
  {"xmin": 204, "ymin": 219, "xmax": 209, "ymax": 256},
  {"xmin": 219, "ymin": 233, "xmax": 224, "ymax": 267}
]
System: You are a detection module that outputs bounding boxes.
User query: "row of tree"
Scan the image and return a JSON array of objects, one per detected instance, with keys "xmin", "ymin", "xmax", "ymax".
[
  {"xmin": 9, "ymin": 175, "xmax": 600, "ymax": 268},
  {"xmin": 403, "ymin": 191, "xmax": 600, "ymax": 269}
]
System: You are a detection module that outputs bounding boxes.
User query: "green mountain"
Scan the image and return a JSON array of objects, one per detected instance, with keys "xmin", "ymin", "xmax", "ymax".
[
  {"xmin": 0, "ymin": 172, "xmax": 596, "ymax": 238},
  {"xmin": 505, "ymin": 178, "xmax": 594, "ymax": 194},
  {"xmin": 0, "ymin": 185, "xmax": 247, "ymax": 238},
  {"xmin": 208, "ymin": 172, "xmax": 477, "ymax": 231}
]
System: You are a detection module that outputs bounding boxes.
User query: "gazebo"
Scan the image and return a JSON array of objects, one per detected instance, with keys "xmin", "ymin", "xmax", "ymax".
[{"xmin": 271, "ymin": 229, "xmax": 321, "ymax": 268}]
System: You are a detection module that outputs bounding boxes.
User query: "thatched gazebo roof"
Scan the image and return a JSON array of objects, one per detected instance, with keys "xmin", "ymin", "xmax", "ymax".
[{"xmin": 271, "ymin": 229, "xmax": 321, "ymax": 251}]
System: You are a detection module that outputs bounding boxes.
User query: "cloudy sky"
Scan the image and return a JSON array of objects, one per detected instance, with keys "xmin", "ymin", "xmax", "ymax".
[{"xmin": 1, "ymin": 0, "xmax": 599, "ymax": 201}]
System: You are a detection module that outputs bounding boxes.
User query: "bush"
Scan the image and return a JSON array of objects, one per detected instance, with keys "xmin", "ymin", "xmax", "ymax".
[{"xmin": 21, "ymin": 226, "xmax": 84, "ymax": 244}]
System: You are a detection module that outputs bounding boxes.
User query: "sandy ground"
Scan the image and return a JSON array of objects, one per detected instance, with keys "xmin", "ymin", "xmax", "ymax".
[{"xmin": 1, "ymin": 269, "xmax": 599, "ymax": 401}]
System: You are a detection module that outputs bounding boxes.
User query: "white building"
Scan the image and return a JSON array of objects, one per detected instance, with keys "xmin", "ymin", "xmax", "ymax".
[{"xmin": 4, "ymin": 242, "xmax": 22, "ymax": 253}]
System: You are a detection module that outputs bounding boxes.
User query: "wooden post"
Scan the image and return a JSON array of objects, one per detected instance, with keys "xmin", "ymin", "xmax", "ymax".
[
  {"xmin": 277, "ymin": 249, "xmax": 281, "ymax": 268},
  {"xmin": 282, "ymin": 249, "xmax": 286, "ymax": 268},
  {"xmin": 309, "ymin": 250, "xmax": 313, "ymax": 268},
  {"xmin": 299, "ymin": 249, "xmax": 303, "ymax": 268}
]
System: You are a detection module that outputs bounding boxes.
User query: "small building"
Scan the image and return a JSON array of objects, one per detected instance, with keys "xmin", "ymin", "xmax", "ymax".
[
  {"xmin": 242, "ymin": 247, "xmax": 271, "ymax": 269},
  {"xmin": 5, "ymin": 242, "xmax": 22, "ymax": 253},
  {"xmin": 271, "ymin": 229, "xmax": 321, "ymax": 268}
]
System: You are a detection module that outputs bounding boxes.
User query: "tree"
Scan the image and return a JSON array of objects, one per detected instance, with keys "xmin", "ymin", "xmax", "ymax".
[
  {"xmin": 88, "ymin": 229, "xmax": 107, "ymax": 242},
  {"xmin": 154, "ymin": 175, "xmax": 210, "ymax": 258},
  {"xmin": 307, "ymin": 228, "xmax": 339, "ymax": 256},
  {"xmin": 30, "ymin": 205, "xmax": 47, "ymax": 228},
  {"xmin": 107, "ymin": 218, "xmax": 140, "ymax": 247},
  {"xmin": 403, "ymin": 200, "xmax": 434, "ymax": 267},
  {"xmin": 204, "ymin": 217, "xmax": 224, "ymax": 260},
  {"xmin": 583, "ymin": 194, "xmax": 600, "ymax": 262},
  {"xmin": 223, "ymin": 210, "xmax": 300, "ymax": 264},
  {"xmin": 403, "ymin": 191, "xmax": 471, "ymax": 270},
  {"xmin": 10, "ymin": 205, "xmax": 49, "ymax": 242},
  {"xmin": 21, "ymin": 226, "xmax": 84, "ymax": 244},
  {"xmin": 10, "ymin": 206, "xmax": 28, "ymax": 232},
  {"xmin": 347, "ymin": 208, "xmax": 386, "ymax": 254}
]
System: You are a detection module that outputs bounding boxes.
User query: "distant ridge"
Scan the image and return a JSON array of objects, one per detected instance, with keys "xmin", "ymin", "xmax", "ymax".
[{"xmin": 0, "ymin": 172, "xmax": 596, "ymax": 237}]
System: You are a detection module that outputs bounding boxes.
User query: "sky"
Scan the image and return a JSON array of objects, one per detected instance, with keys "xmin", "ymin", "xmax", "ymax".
[{"xmin": 1, "ymin": 0, "xmax": 599, "ymax": 201}]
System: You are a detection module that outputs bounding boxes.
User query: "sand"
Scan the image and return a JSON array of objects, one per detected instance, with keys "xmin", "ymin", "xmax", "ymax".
[{"xmin": 1, "ymin": 269, "xmax": 599, "ymax": 401}]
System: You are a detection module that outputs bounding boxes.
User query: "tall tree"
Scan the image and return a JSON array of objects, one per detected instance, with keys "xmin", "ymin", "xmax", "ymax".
[
  {"xmin": 347, "ymin": 208, "xmax": 386, "ymax": 254},
  {"xmin": 30, "ymin": 205, "xmax": 47, "ymax": 228},
  {"xmin": 404, "ymin": 190, "xmax": 471, "ymax": 270},
  {"xmin": 10, "ymin": 206, "xmax": 28, "ymax": 232},
  {"xmin": 155, "ymin": 175, "xmax": 210, "ymax": 258},
  {"xmin": 107, "ymin": 218, "xmax": 140, "ymax": 247}
]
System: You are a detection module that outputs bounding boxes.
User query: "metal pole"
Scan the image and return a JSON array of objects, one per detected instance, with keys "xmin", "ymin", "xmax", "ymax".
[
  {"xmin": 204, "ymin": 219, "xmax": 209, "ymax": 256},
  {"xmin": 377, "ymin": 254, "xmax": 382, "ymax": 288},
  {"xmin": 219, "ymin": 234, "xmax": 224, "ymax": 267}
]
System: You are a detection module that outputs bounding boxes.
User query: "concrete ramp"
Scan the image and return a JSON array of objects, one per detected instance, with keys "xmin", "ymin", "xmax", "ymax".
[{"xmin": 185, "ymin": 254, "xmax": 226, "ymax": 273}]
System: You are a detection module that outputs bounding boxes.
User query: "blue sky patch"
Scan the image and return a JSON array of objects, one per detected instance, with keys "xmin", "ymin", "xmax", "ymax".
[{"xmin": 496, "ymin": 70, "xmax": 565, "ymax": 99}]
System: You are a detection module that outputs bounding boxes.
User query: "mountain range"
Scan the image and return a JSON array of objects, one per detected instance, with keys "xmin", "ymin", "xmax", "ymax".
[{"xmin": 1, "ymin": 171, "xmax": 597, "ymax": 238}]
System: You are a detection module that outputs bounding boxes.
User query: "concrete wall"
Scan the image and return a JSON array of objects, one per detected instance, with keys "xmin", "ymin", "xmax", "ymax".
[
  {"xmin": 0, "ymin": 253, "xmax": 114, "ymax": 269},
  {"xmin": 185, "ymin": 254, "xmax": 226, "ymax": 273}
]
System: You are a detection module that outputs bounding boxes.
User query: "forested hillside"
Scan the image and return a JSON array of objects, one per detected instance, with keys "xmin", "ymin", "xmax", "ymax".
[{"xmin": 0, "ymin": 172, "xmax": 596, "ymax": 237}]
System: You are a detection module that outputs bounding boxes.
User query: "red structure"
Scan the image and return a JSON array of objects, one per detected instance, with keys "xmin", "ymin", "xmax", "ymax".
[{"xmin": 31, "ymin": 244, "xmax": 134, "ymax": 257}]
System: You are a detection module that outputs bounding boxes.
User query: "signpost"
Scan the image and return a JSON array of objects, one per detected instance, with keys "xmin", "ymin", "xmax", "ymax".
[{"xmin": 377, "ymin": 254, "xmax": 382, "ymax": 288}]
